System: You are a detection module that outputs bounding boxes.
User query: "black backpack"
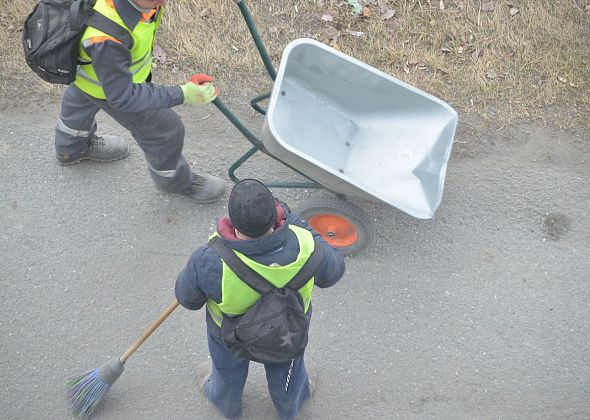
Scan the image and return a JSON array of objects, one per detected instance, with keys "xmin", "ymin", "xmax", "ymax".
[
  {"xmin": 22, "ymin": 0, "xmax": 133, "ymax": 84},
  {"xmin": 209, "ymin": 235, "xmax": 324, "ymax": 364}
]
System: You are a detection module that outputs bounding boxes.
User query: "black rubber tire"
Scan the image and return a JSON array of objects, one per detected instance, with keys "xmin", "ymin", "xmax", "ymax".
[{"xmin": 293, "ymin": 198, "xmax": 373, "ymax": 255}]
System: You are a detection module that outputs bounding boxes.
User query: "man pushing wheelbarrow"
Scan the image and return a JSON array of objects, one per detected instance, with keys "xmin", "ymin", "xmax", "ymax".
[{"xmin": 24, "ymin": 0, "xmax": 225, "ymax": 202}]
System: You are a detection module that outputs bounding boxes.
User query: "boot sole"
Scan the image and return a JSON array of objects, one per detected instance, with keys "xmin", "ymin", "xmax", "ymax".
[
  {"xmin": 56, "ymin": 149, "xmax": 130, "ymax": 166},
  {"xmin": 176, "ymin": 181, "xmax": 227, "ymax": 204}
]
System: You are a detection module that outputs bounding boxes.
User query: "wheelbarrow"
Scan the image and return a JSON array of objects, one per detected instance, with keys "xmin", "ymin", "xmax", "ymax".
[{"xmin": 213, "ymin": 0, "xmax": 458, "ymax": 255}]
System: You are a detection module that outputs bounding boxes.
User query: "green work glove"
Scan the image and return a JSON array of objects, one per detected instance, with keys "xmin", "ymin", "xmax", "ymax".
[{"xmin": 180, "ymin": 81, "xmax": 217, "ymax": 105}]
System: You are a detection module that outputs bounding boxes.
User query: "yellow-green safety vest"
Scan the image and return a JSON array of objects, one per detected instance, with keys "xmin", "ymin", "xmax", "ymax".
[
  {"xmin": 74, "ymin": 0, "xmax": 162, "ymax": 99},
  {"xmin": 207, "ymin": 225, "xmax": 316, "ymax": 327}
]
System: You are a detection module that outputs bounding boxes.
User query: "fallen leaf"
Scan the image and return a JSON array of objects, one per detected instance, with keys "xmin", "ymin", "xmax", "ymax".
[
  {"xmin": 482, "ymin": 1, "xmax": 494, "ymax": 12},
  {"xmin": 321, "ymin": 13, "xmax": 334, "ymax": 22},
  {"xmin": 509, "ymin": 7, "xmax": 520, "ymax": 16},
  {"xmin": 440, "ymin": 45, "xmax": 452, "ymax": 53},
  {"xmin": 407, "ymin": 58, "xmax": 420, "ymax": 67},
  {"xmin": 345, "ymin": 29, "xmax": 365, "ymax": 37},
  {"xmin": 585, "ymin": 5, "xmax": 590, "ymax": 13},
  {"xmin": 403, "ymin": 64, "xmax": 410, "ymax": 74},
  {"xmin": 381, "ymin": 10, "xmax": 396, "ymax": 20},
  {"xmin": 323, "ymin": 26, "xmax": 341, "ymax": 41},
  {"xmin": 362, "ymin": 6, "xmax": 372, "ymax": 17},
  {"xmin": 486, "ymin": 69, "xmax": 497, "ymax": 80},
  {"xmin": 199, "ymin": 7, "xmax": 211, "ymax": 18}
]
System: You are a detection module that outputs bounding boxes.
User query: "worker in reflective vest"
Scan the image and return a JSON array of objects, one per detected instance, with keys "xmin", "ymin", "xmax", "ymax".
[
  {"xmin": 55, "ymin": 0, "xmax": 225, "ymax": 202},
  {"xmin": 175, "ymin": 179, "xmax": 346, "ymax": 419}
]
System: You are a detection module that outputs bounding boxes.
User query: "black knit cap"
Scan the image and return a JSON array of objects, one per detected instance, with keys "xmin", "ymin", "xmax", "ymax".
[{"xmin": 228, "ymin": 179, "xmax": 277, "ymax": 238}]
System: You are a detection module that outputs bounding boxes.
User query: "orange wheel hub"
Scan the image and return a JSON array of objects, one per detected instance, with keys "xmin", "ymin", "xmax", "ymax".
[{"xmin": 308, "ymin": 214, "xmax": 359, "ymax": 248}]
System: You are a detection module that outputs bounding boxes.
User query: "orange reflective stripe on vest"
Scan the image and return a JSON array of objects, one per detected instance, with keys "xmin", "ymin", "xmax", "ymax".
[
  {"xmin": 88, "ymin": 36, "xmax": 123, "ymax": 45},
  {"xmin": 141, "ymin": 9, "xmax": 157, "ymax": 21}
]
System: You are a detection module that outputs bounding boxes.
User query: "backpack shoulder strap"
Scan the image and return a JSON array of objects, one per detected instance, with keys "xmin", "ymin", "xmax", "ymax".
[
  {"xmin": 208, "ymin": 236, "xmax": 275, "ymax": 295},
  {"xmin": 286, "ymin": 236, "xmax": 325, "ymax": 291},
  {"xmin": 86, "ymin": 11, "xmax": 134, "ymax": 49}
]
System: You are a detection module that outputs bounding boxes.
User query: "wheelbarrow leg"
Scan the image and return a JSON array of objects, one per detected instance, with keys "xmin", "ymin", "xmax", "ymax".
[
  {"xmin": 228, "ymin": 146, "xmax": 323, "ymax": 189},
  {"xmin": 228, "ymin": 146, "xmax": 258, "ymax": 183},
  {"xmin": 213, "ymin": 98, "xmax": 264, "ymax": 150}
]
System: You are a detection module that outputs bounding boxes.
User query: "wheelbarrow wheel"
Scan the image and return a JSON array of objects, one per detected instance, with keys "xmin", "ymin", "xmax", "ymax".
[{"xmin": 294, "ymin": 198, "xmax": 373, "ymax": 255}]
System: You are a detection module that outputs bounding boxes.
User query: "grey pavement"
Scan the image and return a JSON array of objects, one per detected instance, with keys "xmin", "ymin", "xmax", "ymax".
[{"xmin": 0, "ymin": 103, "xmax": 589, "ymax": 419}]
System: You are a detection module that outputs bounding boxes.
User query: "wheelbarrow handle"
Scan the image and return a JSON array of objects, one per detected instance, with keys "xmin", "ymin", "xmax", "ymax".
[
  {"xmin": 230, "ymin": 0, "xmax": 276, "ymax": 80},
  {"xmin": 212, "ymin": 98, "xmax": 264, "ymax": 150}
]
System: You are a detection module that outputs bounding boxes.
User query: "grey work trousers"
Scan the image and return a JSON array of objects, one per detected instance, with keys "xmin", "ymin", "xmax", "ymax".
[{"xmin": 55, "ymin": 85, "xmax": 193, "ymax": 192}]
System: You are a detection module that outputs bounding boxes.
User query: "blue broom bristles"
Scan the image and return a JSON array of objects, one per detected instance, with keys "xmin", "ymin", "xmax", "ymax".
[{"xmin": 66, "ymin": 368, "xmax": 113, "ymax": 419}]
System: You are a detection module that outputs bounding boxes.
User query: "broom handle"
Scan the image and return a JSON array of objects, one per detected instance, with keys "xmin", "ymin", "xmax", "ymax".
[{"xmin": 119, "ymin": 300, "xmax": 180, "ymax": 363}]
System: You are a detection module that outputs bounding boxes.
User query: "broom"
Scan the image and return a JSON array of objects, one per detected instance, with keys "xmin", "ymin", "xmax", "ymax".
[{"xmin": 66, "ymin": 300, "xmax": 180, "ymax": 418}]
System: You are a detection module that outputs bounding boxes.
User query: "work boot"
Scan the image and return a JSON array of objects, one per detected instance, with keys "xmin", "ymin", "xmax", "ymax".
[
  {"xmin": 181, "ymin": 173, "xmax": 226, "ymax": 203},
  {"xmin": 197, "ymin": 360, "xmax": 243, "ymax": 419},
  {"xmin": 56, "ymin": 134, "xmax": 129, "ymax": 166},
  {"xmin": 196, "ymin": 360, "xmax": 212, "ymax": 393}
]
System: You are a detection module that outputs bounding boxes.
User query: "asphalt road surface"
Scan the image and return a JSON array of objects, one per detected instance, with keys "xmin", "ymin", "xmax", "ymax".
[{"xmin": 1, "ymin": 102, "xmax": 589, "ymax": 419}]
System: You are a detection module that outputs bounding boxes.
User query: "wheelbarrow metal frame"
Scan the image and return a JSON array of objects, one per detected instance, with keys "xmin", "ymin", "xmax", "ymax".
[{"xmin": 212, "ymin": 0, "xmax": 324, "ymax": 191}]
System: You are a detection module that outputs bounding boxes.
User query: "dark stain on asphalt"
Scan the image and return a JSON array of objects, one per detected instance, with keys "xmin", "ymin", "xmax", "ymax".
[
  {"xmin": 542, "ymin": 213, "xmax": 571, "ymax": 241},
  {"xmin": 414, "ymin": 394, "xmax": 452, "ymax": 411}
]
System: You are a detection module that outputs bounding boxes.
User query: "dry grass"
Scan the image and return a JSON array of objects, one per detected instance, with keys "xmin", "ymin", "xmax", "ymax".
[
  {"xmin": 1, "ymin": 0, "xmax": 589, "ymax": 131},
  {"xmin": 157, "ymin": 1, "xmax": 326, "ymax": 93}
]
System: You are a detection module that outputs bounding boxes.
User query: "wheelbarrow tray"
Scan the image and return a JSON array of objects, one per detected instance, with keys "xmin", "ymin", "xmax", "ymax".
[{"xmin": 261, "ymin": 39, "xmax": 458, "ymax": 219}]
